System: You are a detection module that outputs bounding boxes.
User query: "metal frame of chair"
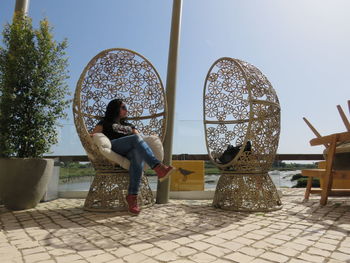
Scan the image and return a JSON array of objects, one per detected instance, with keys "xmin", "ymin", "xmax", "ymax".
[
  {"xmin": 203, "ymin": 57, "xmax": 282, "ymax": 211},
  {"xmin": 73, "ymin": 48, "xmax": 167, "ymax": 211}
]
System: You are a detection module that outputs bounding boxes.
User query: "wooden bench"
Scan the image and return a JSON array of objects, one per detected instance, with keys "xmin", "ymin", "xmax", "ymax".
[{"xmin": 302, "ymin": 100, "xmax": 350, "ymax": 205}]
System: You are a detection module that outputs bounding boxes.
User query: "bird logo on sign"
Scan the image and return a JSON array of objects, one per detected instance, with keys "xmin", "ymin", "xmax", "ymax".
[{"xmin": 178, "ymin": 167, "xmax": 195, "ymax": 182}]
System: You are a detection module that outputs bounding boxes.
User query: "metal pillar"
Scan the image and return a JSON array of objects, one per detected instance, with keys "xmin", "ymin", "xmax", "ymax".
[
  {"xmin": 14, "ymin": 0, "xmax": 30, "ymax": 15},
  {"xmin": 156, "ymin": 0, "xmax": 182, "ymax": 204}
]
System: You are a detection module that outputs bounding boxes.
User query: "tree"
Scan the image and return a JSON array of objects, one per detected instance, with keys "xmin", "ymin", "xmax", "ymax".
[{"xmin": 0, "ymin": 14, "xmax": 70, "ymax": 158}]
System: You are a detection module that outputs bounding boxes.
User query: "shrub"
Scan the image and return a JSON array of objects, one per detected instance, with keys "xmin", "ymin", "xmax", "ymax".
[{"xmin": 0, "ymin": 14, "xmax": 70, "ymax": 158}]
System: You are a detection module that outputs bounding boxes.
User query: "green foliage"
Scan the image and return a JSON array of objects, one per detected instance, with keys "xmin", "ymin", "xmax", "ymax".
[
  {"xmin": 290, "ymin": 173, "xmax": 319, "ymax": 188},
  {"xmin": 0, "ymin": 14, "xmax": 70, "ymax": 158},
  {"xmin": 291, "ymin": 173, "xmax": 304, "ymax": 181},
  {"xmin": 293, "ymin": 177, "xmax": 320, "ymax": 188},
  {"xmin": 145, "ymin": 169, "xmax": 155, "ymax": 175},
  {"xmin": 291, "ymin": 173, "xmax": 320, "ymax": 188},
  {"xmin": 60, "ymin": 167, "xmax": 95, "ymax": 180},
  {"xmin": 272, "ymin": 161, "xmax": 317, "ymax": 170},
  {"xmin": 59, "ymin": 162, "xmax": 91, "ymax": 169},
  {"xmin": 204, "ymin": 161, "xmax": 220, "ymax": 174}
]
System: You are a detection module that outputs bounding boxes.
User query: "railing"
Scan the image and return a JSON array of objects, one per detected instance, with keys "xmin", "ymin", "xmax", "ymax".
[
  {"xmin": 51, "ymin": 153, "xmax": 323, "ymax": 199},
  {"xmin": 45, "ymin": 154, "xmax": 324, "ymax": 162}
]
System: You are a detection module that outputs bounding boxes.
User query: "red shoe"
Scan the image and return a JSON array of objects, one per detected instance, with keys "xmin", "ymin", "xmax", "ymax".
[
  {"xmin": 125, "ymin": 194, "xmax": 140, "ymax": 215},
  {"xmin": 154, "ymin": 163, "xmax": 176, "ymax": 182}
]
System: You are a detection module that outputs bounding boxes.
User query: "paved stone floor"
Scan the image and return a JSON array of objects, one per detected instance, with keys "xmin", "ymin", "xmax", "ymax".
[{"xmin": 0, "ymin": 189, "xmax": 349, "ymax": 263}]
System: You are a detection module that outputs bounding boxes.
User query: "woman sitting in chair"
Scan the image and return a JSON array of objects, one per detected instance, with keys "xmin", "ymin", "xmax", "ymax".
[{"xmin": 91, "ymin": 98, "xmax": 175, "ymax": 215}]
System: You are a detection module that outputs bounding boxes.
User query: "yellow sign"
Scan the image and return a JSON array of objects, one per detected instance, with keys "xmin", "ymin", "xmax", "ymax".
[{"xmin": 170, "ymin": 160, "xmax": 204, "ymax": 191}]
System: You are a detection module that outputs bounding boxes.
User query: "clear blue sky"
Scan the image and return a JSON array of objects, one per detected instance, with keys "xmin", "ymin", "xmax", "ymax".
[{"xmin": 1, "ymin": 0, "xmax": 350, "ymax": 155}]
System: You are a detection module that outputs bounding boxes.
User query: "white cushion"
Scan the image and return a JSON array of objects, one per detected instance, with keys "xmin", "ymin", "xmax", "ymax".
[{"xmin": 92, "ymin": 133, "xmax": 164, "ymax": 170}]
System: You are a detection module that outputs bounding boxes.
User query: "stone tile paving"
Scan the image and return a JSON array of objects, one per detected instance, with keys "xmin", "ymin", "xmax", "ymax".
[{"xmin": 0, "ymin": 189, "xmax": 349, "ymax": 263}]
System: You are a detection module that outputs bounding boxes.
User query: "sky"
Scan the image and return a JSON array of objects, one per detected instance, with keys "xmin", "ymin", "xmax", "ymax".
[{"xmin": 1, "ymin": 0, "xmax": 349, "ymax": 156}]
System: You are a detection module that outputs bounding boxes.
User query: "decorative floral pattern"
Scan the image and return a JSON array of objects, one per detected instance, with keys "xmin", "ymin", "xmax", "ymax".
[
  {"xmin": 75, "ymin": 48, "xmax": 166, "ymax": 142},
  {"xmin": 204, "ymin": 57, "xmax": 280, "ymax": 172}
]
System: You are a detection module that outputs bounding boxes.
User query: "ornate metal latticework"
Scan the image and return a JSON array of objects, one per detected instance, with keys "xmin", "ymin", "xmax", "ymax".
[
  {"xmin": 203, "ymin": 57, "xmax": 282, "ymax": 211},
  {"xmin": 83, "ymin": 169, "xmax": 155, "ymax": 212},
  {"xmin": 213, "ymin": 173, "xmax": 281, "ymax": 211},
  {"xmin": 73, "ymin": 48, "xmax": 167, "ymax": 212}
]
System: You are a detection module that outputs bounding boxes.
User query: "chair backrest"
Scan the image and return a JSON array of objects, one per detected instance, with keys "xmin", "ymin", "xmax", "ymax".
[
  {"xmin": 73, "ymin": 48, "xmax": 167, "ymax": 165},
  {"xmin": 203, "ymin": 57, "xmax": 280, "ymax": 172},
  {"xmin": 304, "ymin": 100, "xmax": 350, "ymax": 170},
  {"xmin": 310, "ymin": 131, "xmax": 350, "ymax": 174}
]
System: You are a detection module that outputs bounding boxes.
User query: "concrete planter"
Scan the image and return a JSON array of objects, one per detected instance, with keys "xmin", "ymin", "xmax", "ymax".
[{"xmin": 0, "ymin": 158, "xmax": 53, "ymax": 210}]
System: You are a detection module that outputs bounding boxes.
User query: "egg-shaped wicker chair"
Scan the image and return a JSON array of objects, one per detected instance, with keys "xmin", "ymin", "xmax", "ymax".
[
  {"xmin": 203, "ymin": 57, "xmax": 282, "ymax": 211},
  {"xmin": 73, "ymin": 48, "xmax": 167, "ymax": 212}
]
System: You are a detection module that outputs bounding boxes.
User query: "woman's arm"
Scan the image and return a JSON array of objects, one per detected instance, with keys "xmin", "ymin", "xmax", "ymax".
[
  {"xmin": 132, "ymin": 128, "xmax": 139, "ymax": 134},
  {"xmin": 90, "ymin": 125, "xmax": 103, "ymax": 136}
]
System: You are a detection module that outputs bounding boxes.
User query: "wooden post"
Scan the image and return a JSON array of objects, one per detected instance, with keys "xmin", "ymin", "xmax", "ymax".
[
  {"xmin": 320, "ymin": 135, "xmax": 337, "ymax": 205},
  {"xmin": 337, "ymin": 105, "xmax": 350, "ymax": 131},
  {"xmin": 303, "ymin": 117, "xmax": 328, "ymax": 148},
  {"xmin": 14, "ymin": 0, "xmax": 30, "ymax": 15},
  {"xmin": 156, "ymin": 0, "xmax": 183, "ymax": 204}
]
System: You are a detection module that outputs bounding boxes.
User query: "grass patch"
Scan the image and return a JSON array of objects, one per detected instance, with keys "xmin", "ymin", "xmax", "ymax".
[
  {"xmin": 290, "ymin": 173, "xmax": 321, "ymax": 188},
  {"xmin": 60, "ymin": 167, "xmax": 95, "ymax": 180},
  {"xmin": 255, "ymin": 213, "xmax": 265, "ymax": 216}
]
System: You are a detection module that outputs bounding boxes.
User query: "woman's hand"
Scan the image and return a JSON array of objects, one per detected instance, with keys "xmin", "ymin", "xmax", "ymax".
[
  {"xmin": 89, "ymin": 124, "xmax": 103, "ymax": 138},
  {"xmin": 91, "ymin": 125, "xmax": 103, "ymax": 135}
]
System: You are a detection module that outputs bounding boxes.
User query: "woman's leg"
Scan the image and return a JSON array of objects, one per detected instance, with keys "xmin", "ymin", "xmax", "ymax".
[
  {"xmin": 111, "ymin": 134, "xmax": 158, "ymax": 195},
  {"xmin": 111, "ymin": 134, "xmax": 160, "ymax": 169},
  {"xmin": 110, "ymin": 135, "xmax": 136, "ymax": 156},
  {"xmin": 111, "ymin": 134, "xmax": 174, "ymax": 186},
  {"xmin": 126, "ymin": 148, "xmax": 144, "ymax": 195}
]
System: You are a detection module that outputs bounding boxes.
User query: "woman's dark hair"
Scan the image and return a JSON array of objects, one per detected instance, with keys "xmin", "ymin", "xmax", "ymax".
[{"xmin": 103, "ymin": 98, "xmax": 126, "ymax": 123}]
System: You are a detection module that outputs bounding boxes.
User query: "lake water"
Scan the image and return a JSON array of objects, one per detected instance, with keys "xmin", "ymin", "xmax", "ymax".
[{"xmin": 58, "ymin": 170, "xmax": 300, "ymax": 192}]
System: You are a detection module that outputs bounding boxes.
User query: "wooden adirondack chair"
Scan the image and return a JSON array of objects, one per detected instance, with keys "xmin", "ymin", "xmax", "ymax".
[{"xmin": 302, "ymin": 100, "xmax": 350, "ymax": 205}]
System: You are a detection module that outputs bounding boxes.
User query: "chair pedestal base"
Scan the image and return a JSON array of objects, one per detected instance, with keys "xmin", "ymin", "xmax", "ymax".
[
  {"xmin": 84, "ymin": 170, "xmax": 155, "ymax": 212},
  {"xmin": 213, "ymin": 172, "xmax": 282, "ymax": 212}
]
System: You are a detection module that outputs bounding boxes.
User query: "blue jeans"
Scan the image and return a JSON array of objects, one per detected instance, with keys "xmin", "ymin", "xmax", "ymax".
[{"xmin": 111, "ymin": 134, "xmax": 160, "ymax": 195}]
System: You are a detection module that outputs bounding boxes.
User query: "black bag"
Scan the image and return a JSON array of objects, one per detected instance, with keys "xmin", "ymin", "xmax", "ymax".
[{"xmin": 218, "ymin": 141, "xmax": 251, "ymax": 164}]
